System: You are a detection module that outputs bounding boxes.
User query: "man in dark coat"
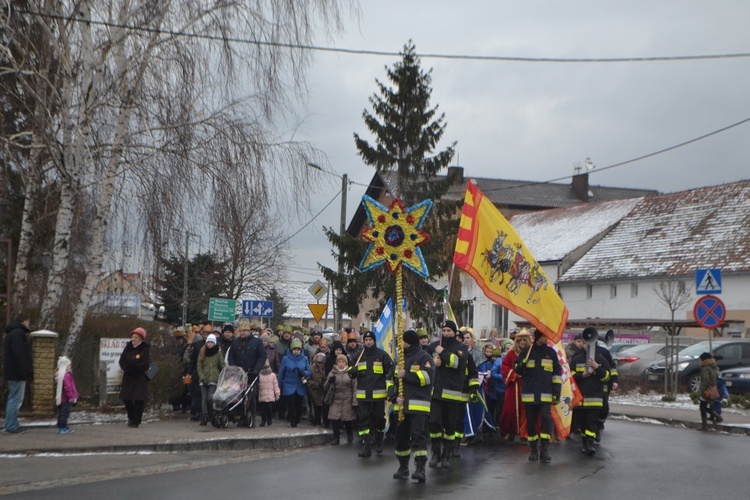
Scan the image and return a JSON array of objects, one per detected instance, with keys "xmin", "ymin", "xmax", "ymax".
[
  {"xmin": 3, "ymin": 314, "xmax": 33, "ymax": 434},
  {"xmin": 228, "ymin": 321, "xmax": 267, "ymax": 427}
]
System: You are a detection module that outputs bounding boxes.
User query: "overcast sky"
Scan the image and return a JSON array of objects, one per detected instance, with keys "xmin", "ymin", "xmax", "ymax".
[{"xmin": 283, "ymin": 1, "xmax": 750, "ymax": 287}]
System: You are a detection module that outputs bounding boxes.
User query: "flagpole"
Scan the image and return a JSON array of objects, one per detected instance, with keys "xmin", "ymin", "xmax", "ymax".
[{"xmin": 396, "ymin": 267, "xmax": 405, "ymax": 423}]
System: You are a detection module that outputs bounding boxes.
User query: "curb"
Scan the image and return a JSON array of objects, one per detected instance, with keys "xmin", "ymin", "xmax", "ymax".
[{"xmin": 611, "ymin": 412, "xmax": 750, "ymax": 436}]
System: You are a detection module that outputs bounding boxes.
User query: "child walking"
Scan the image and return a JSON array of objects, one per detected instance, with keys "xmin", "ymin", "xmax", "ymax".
[
  {"xmin": 55, "ymin": 356, "xmax": 79, "ymax": 434},
  {"xmin": 258, "ymin": 360, "xmax": 281, "ymax": 426}
]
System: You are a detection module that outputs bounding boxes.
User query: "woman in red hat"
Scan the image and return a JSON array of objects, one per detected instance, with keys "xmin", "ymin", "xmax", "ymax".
[{"xmin": 119, "ymin": 327, "xmax": 151, "ymax": 428}]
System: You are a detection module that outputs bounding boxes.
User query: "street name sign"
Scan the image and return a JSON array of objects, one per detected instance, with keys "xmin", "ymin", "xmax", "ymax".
[
  {"xmin": 242, "ymin": 299, "xmax": 274, "ymax": 318},
  {"xmin": 208, "ymin": 297, "xmax": 236, "ymax": 322}
]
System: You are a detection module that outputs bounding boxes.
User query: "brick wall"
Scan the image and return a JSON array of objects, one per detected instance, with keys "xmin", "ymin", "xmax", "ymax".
[{"xmin": 30, "ymin": 330, "xmax": 59, "ymax": 417}]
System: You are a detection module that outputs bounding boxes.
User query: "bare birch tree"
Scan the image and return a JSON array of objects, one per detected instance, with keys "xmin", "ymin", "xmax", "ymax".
[
  {"xmin": 653, "ymin": 279, "xmax": 693, "ymax": 396},
  {"xmin": 3, "ymin": 1, "xmax": 353, "ymax": 354}
]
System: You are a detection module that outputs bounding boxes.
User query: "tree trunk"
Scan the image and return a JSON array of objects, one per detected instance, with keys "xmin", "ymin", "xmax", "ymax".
[{"xmin": 11, "ymin": 164, "xmax": 39, "ymax": 313}]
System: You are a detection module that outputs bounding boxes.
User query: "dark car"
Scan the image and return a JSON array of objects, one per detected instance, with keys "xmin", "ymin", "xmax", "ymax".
[
  {"xmin": 721, "ymin": 366, "xmax": 750, "ymax": 395},
  {"xmin": 644, "ymin": 340, "xmax": 750, "ymax": 393}
]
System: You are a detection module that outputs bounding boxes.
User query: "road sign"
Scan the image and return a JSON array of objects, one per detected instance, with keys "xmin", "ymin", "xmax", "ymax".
[
  {"xmin": 308, "ymin": 280, "xmax": 328, "ymax": 301},
  {"xmin": 693, "ymin": 295, "xmax": 726, "ymax": 329},
  {"xmin": 695, "ymin": 268, "xmax": 722, "ymax": 295},
  {"xmin": 208, "ymin": 297, "xmax": 237, "ymax": 322},
  {"xmin": 308, "ymin": 304, "xmax": 328, "ymax": 323},
  {"xmin": 242, "ymin": 299, "xmax": 274, "ymax": 318}
]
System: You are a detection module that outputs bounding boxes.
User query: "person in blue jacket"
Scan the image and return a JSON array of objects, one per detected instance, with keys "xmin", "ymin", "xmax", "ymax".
[{"xmin": 278, "ymin": 338, "xmax": 311, "ymax": 427}]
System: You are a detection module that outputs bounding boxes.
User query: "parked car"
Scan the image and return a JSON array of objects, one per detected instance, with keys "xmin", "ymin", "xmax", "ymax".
[
  {"xmin": 645, "ymin": 340, "xmax": 750, "ymax": 392},
  {"xmin": 720, "ymin": 366, "xmax": 750, "ymax": 395},
  {"xmin": 613, "ymin": 343, "xmax": 686, "ymax": 379},
  {"xmin": 608, "ymin": 343, "xmax": 641, "ymax": 356}
]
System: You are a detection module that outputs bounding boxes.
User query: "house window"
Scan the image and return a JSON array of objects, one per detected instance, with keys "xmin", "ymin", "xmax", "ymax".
[
  {"xmin": 586, "ymin": 285, "xmax": 593, "ymax": 299},
  {"xmin": 678, "ymin": 281, "xmax": 686, "ymax": 294},
  {"xmin": 631, "ymin": 283, "xmax": 638, "ymax": 297},
  {"xmin": 610, "ymin": 285, "xmax": 617, "ymax": 298}
]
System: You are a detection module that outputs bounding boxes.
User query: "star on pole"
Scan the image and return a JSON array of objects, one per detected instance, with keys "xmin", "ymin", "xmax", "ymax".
[{"xmin": 358, "ymin": 195, "xmax": 432, "ymax": 277}]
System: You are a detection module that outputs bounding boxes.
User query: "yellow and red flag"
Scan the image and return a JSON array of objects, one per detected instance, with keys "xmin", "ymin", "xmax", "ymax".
[
  {"xmin": 453, "ymin": 181, "xmax": 568, "ymax": 343},
  {"xmin": 550, "ymin": 341, "xmax": 583, "ymax": 439}
]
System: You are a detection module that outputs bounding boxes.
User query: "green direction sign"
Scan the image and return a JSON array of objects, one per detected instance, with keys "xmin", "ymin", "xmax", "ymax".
[{"xmin": 208, "ymin": 297, "xmax": 236, "ymax": 323}]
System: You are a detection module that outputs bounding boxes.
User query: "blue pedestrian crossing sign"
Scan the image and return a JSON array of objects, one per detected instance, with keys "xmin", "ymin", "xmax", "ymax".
[
  {"xmin": 241, "ymin": 300, "xmax": 274, "ymax": 318},
  {"xmin": 695, "ymin": 268, "xmax": 722, "ymax": 295}
]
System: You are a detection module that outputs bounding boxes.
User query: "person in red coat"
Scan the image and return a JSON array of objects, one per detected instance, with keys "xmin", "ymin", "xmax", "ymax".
[{"xmin": 498, "ymin": 330, "xmax": 531, "ymax": 442}]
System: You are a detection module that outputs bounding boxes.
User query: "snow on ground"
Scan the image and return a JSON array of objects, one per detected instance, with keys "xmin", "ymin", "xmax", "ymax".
[{"xmin": 612, "ymin": 390, "xmax": 750, "ymax": 416}]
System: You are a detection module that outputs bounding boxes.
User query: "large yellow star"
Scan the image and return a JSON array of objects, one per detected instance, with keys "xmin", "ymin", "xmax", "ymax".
[{"xmin": 359, "ymin": 196, "xmax": 432, "ymax": 277}]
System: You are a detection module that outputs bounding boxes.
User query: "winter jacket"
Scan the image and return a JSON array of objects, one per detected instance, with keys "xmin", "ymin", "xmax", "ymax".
[
  {"xmin": 514, "ymin": 343, "xmax": 562, "ymax": 405},
  {"xmin": 197, "ymin": 344, "xmax": 226, "ymax": 385},
  {"xmin": 257, "ymin": 368, "xmax": 281, "ymax": 403},
  {"xmin": 387, "ymin": 344, "xmax": 433, "ymax": 415},
  {"xmin": 275, "ymin": 336, "xmax": 292, "ymax": 359},
  {"xmin": 489, "ymin": 357, "xmax": 507, "ymax": 399},
  {"xmin": 3, "ymin": 320, "xmax": 33, "ymax": 381},
  {"xmin": 431, "ymin": 336, "xmax": 479, "ymax": 403},
  {"xmin": 278, "ymin": 351, "xmax": 311, "ymax": 397},
  {"xmin": 308, "ymin": 362, "xmax": 327, "ymax": 406},
  {"xmin": 265, "ymin": 344, "xmax": 280, "ymax": 373},
  {"xmin": 56, "ymin": 371, "xmax": 79, "ymax": 405},
  {"xmin": 119, "ymin": 341, "xmax": 151, "ymax": 401},
  {"xmin": 700, "ymin": 358, "xmax": 719, "ymax": 394},
  {"xmin": 228, "ymin": 335, "xmax": 267, "ymax": 376},
  {"xmin": 351, "ymin": 345, "xmax": 393, "ymax": 401},
  {"xmin": 324, "ymin": 366, "xmax": 357, "ymax": 421},
  {"xmin": 570, "ymin": 348, "xmax": 611, "ymax": 408},
  {"xmin": 326, "ymin": 342, "xmax": 346, "ymax": 374}
]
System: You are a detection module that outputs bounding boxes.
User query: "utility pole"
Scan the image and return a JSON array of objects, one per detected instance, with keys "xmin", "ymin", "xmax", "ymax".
[
  {"xmin": 336, "ymin": 173, "xmax": 348, "ymax": 331},
  {"xmin": 182, "ymin": 231, "xmax": 189, "ymax": 330}
]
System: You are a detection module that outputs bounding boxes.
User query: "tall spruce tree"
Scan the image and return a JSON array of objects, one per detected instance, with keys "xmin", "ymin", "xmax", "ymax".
[{"xmin": 322, "ymin": 41, "xmax": 458, "ymax": 326}]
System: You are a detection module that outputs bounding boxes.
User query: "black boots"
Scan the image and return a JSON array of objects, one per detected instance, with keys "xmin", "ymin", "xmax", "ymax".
[
  {"xmin": 539, "ymin": 440, "xmax": 551, "ymax": 463},
  {"xmin": 428, "ymin": 442, "xmax": 441, "ymax": 468},
  {"xmin": 393, "ymin": 457, "xmax": 410, "ymax": 479},
  {"xmin": 346, "ymin": 426, "xmax": 354, "ymax": 443},
  {"xmin": 710, "ymin": 410, "xmax": 724, "ymax": 423},
  {"xmin": 358, "ymin": 436, "xmax": 372, "ymax": 458},
  {"xmin": 374, "ymin": 431, "xmax": 384, "ymax": 454},
  {"xmin": 199, "ymin": 416, "xmax": 208, "ymax": 426},
  {"xmin": 528, "ymin": 441, "xmax": 539, "ymax": 462},
  {"xmin": 440, "ymin": 441, "xmax": 452, "ymax": 468},
  {"xmin": 581, "ymin": 438, "xmax": 596, "ymax": 457},
  {"xmin": 412, "ymin": 458, "xmax": 427, "ymax": 483}
]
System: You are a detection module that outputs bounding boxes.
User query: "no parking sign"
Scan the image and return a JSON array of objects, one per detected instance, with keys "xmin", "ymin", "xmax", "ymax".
[{"xmin": 693, "ymin": 295, "xmax": 726, "ymax": 329}]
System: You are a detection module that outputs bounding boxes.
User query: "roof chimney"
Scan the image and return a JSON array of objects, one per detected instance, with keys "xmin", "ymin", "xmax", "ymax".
[
  {"xmin": 572, "ymin": 172, "xmax": 589, "ymax": 201},
  {"xmin": 447, "ymin": 166, "xmax": 464, "ymax": 185}
]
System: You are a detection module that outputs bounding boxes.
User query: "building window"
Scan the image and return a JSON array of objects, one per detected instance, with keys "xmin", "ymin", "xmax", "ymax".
[
  {"xmin": 610, "ymin": 285, "xmax": 617, "ymax": 298},
  {"xmin": 631, "ymin": 283, "xmax": 638, "ymax": 297},
  {"xmin": 586, "ymin": 285, "xmax": 593, "ymax": 299},
  {"xmin": 678, "ymin": 281, "xmax": 686, "ymax": 294}
]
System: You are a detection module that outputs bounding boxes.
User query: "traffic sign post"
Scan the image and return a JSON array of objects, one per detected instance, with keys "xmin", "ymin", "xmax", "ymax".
[
  {"xmin": 241, "ymin": 299, "xmax": 274, "ymax": 318},
  {"xmin": 695, "ymin": 268, "xmax": 722, "ymax": 295},
  {"xmin": 208, "ymin": 297, "xmax": 237, "ymax": 323},
  {"xmin": 308, "ymin": 280, "xmax": 327, "ymax": 302},
  {"xmin": 308, "ymin": 304, "xmax": 328, "ymax": 323}
]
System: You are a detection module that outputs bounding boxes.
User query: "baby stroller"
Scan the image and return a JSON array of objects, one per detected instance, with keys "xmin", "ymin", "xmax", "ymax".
[{"xmin": 212, "ymin": 366, "xmax": 258, "ymax": 428}]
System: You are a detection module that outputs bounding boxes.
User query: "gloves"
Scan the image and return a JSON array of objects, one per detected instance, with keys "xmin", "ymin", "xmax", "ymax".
[
  {"xmin": 328, "ymin": 376, "xmax": 336, "ymax": 384},
  {"xmin": 71, "ymin": 399, "xmax": 78, "ymax": 407},
  {"xmin": 348, "ymin": 370, "xmax": 358, "ymax": 380}
]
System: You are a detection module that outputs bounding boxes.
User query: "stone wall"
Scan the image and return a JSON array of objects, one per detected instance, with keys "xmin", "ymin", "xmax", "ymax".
[{"xmin": 30, "ymin": 330, "xmax": 59, "ymax": 417}]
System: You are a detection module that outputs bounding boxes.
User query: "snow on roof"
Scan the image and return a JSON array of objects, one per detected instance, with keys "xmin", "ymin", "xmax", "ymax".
[
  {"xmin": 559, "ymin": 180, "xmax": 750, "ymax": 282},
  {"xmin": 509, "ymin": 197, "xmax": 643, "ymax": 262}
]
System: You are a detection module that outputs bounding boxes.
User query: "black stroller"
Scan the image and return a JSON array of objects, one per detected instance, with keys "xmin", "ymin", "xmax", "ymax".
[{"xmin": 212, "ymin": 366, "xmax": 258, "ymax": 428}]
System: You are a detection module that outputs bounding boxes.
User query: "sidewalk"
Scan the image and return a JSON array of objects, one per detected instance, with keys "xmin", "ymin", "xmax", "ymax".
[{"xmin": 2, "ymin": 404, "xmax": 748, "ymax": 456}]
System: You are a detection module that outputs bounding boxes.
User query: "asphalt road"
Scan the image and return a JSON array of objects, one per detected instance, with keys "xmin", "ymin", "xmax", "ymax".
[{"xmin": 3, "ymin": 420, "xmax": 746, "ymax": 499}]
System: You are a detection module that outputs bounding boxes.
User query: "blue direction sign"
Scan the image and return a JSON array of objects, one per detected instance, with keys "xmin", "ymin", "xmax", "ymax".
[
  {"xmin": 695, "ymin": 268, "xmax": 722, "ymax": 295},
  {"xmin": 693, "ymin": 295, "xmax": 726, "ymax": 329},
  {"xmin": 242, "ymin": 300, "xmax": 274, "ymax": 318}
]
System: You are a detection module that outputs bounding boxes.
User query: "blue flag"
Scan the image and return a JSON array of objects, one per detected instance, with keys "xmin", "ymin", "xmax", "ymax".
[{"xmin": 373, "ymin": 298, "xmax": 395, "ymax": 358}]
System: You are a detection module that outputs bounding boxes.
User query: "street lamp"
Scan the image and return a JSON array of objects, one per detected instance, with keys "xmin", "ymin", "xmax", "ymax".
[{"xmin": 307, "ymin": 163, "xmax": 348, "ymax": 330}]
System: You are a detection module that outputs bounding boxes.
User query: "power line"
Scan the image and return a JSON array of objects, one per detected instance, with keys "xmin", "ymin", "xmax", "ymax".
[{"xmin": 18, "ymin": 9, "xmax": 750, "ymax": 64}]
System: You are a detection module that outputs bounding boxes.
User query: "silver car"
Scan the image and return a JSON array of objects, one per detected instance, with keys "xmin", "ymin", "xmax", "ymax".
[{"xmin": 614, "ymin": 343, "xmax": 686, "ymax": 379}]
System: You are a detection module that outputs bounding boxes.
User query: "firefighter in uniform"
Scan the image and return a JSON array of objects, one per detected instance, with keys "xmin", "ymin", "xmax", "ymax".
[
  {"xmin": 388, "ymin": 329, "xmax": 433, "ymax": 482},
  {"xmin": 581, "ymin": 327, "xmax": 619, "ymax": 440},
  {"xmin": 428, "ymin": 320, "xmax": 479, "ymax": 469},
  {"xmin": 570, "ymin": 335, "xmax": 611, "ymax": 456},
  {"xmin": 514, "ymin": 329, "xmax": 562, "ymax": 463},
  {"xmin": 349, "ymin": 330, "xmax": 393, "ymax": 458}
]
